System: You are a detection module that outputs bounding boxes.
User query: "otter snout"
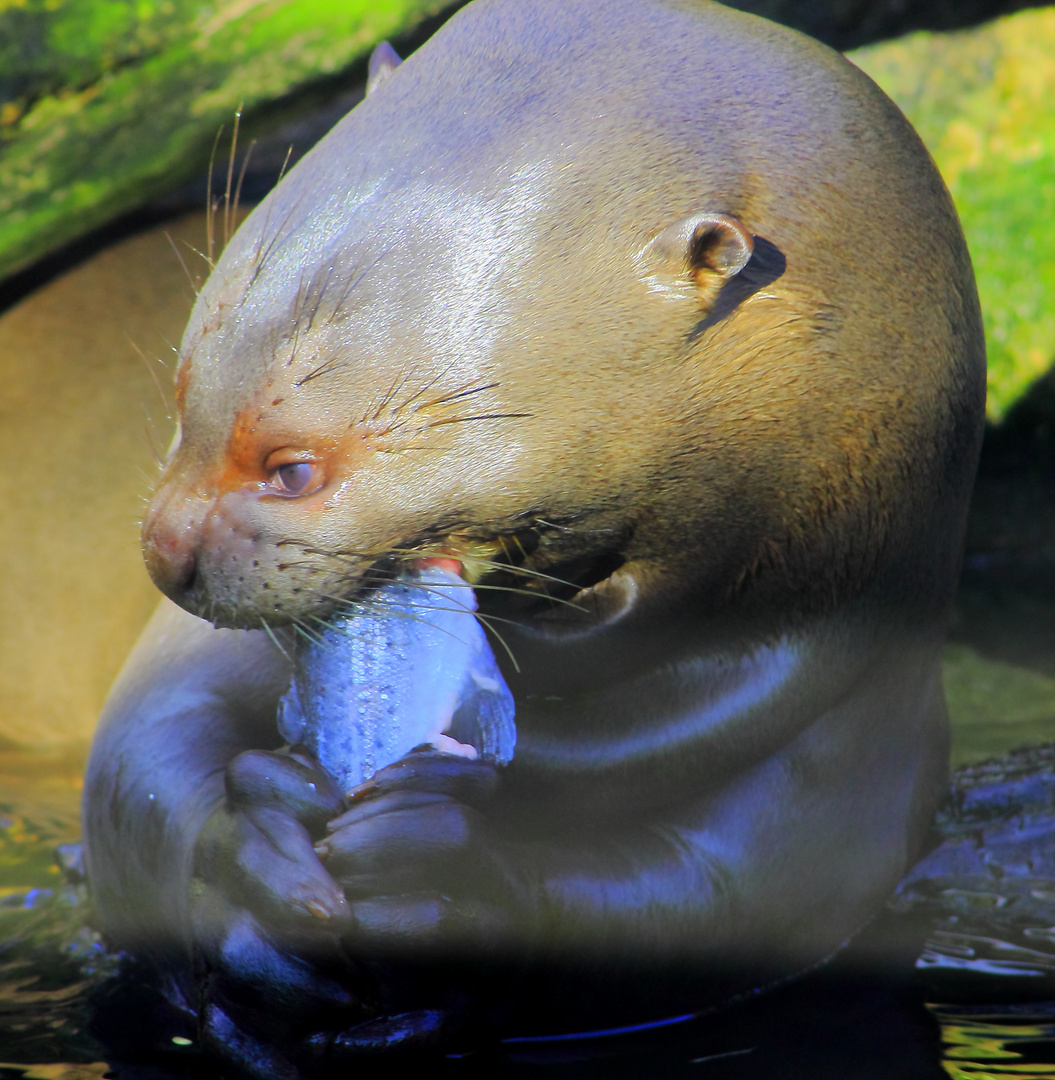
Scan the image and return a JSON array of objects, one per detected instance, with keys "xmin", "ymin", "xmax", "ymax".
[
  {"xmin": 141, "ymin": 476, "xmax": 362, "ymax": 629},
  {"xmin": 141, "ymin": 483, "xmax": 208, "ymax": 607}
]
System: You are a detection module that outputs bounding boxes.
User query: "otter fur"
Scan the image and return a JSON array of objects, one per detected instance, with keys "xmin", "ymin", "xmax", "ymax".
[{"xmin": 84, "ymin": 0, "xmax": 984, "ymax": 1070}]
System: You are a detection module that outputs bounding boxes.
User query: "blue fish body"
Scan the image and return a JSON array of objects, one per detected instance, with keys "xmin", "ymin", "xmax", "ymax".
[{"xmin": 277, "ymin": 565, "xmax": 516, "ymax": 791}]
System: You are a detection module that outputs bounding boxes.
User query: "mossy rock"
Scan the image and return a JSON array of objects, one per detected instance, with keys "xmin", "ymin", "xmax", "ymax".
[
  {"xmin": 851, "ymin": 8, "xmax": 1055, "ymax": 421},
  {"xmin": 0, "ymin": 0, "xmax": 451, "ymax": 280}
]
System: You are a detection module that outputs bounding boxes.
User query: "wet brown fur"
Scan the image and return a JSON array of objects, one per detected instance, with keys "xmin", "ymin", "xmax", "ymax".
[{"xmin": 85, "ymin": 0, "xmax": 985, "ymax": 1052}]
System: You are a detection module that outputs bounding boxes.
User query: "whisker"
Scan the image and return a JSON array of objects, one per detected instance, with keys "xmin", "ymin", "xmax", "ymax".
[
  {"xmin": 179, "ymin": 239, "xmax": 214, "ymax": 281},
  {"xmin": 343, "ymin": 576, "xmax": 526, "ymax": 671},
  {"xmin": 367, "ymin": 370, "xmax": 412, "ymax": 423},
  {"xmin": 232, "ymin": 136, "xmax": 255, "ymax": 224},
  {"xmin": 270, "ymin": 531, "xmax": 591, "ymax": 616},
  {"xmin": 250, "ymin": 163, "xmax": 283, "ymax": 271},
  {"xmin": 292, "ymin": 619, "xmax": 329, "ymax": 648},
  {"xmin": 273, "ymin": 539, "xmax": 378, "ymax": 562},
  {"xmin": 426, "ymin": 412, "xmax": 533, "ymax": 426},
  {"xmin": 259, "ymin": 616, "xmax": 292, "ymax": 663},
  {"xmin": 205, "ymin": 125, "xmax": 225, "ymax": 267},
  {"xmin": 305, "ymin": 264, "xmax": 335, "ymax": 334},
  {"xmin": 165, "ymin": 231, "xmax": 200, "ymax": 297},
  {"xmin": 472, "ymin": 612, "xmax": 520, "ymax": 672},
  {"xmin": 248, "ymin": 143, "xmax": 294, "ymax": 279},
  {"xmin": 383, "ymin": 544, "xmax": 587, "ymax": 601},
  {"xmin": 375, "ymin": 445, "xmax": 446, "ymax": 454},
  {"xmin": 251, "ymin": 195, "xmax": 306, "ymax": 286},
  {"xmin": 134, "ymin": 463, "xmax": 159, "ymax": 490},
  {"xmin": 458, "ymin": 580, "xmax": 588, "ymax": 612},
  {"xmin": 295, "ymin": 353, "xmax": 344, "ymax": 388},
  {"xmin": 222, "ymin": 108, "xmax": 242, "ymax": 250},
  {"xmin": 393, "ymin": 361, "xmax": 458, "ymax": 413},
  {"xmin": 327, "ymin": 254, "xmax": 383, "ymax": 325},
  {"xmin": 286, "ymin": 301, "xmax": 305, "ymax": 368},
  {"xmin": 276, "ymin": 144, "xmax": 293, "ymax": 185},
  {"xmin": 126, "ymin": 333, "xmax": 170, "ymax": 412},
  {"xmin": 304, "ymin": 590, "xmax": 482, "ymax": 649},
  {"xmin": 302, "ymin": 573, "xmax": 557, "ymax": 672},
  {"xmin": 415, "ymin": 548, "xmax": 581, "ymax": 592},
  {"xmin": 413, "ymin": 381, "xmax": 499, "ymax": 411},
  {"xmin": 140, "ymin": 404, "xmax": 167, "ymax": 469},
  {"xmin": 383, "ymin": 570, "xmax": 587, "ymax": 612}
]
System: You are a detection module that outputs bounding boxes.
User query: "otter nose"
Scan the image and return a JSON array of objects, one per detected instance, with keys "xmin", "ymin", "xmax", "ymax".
[
  {"xmin": 141, "ymin": 489, "xmax": 205, "ymax": 604},
  {"xmin": 143, "ymin": 528, "xmax": 198, "ymax": 601}
]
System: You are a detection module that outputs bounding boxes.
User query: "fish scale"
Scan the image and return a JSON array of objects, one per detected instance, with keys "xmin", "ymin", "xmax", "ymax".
[{"xmin": 277, "ymin": 565, "xmax": 516, "ymax": 792}]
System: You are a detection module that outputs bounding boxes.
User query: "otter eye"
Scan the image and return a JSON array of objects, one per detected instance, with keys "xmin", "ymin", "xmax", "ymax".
[
  {"xmin": 274, "ymin": 461, "xmax": 316, "ymax": 494},
  {"xmin": 264, "ymin": 449, "xmax": 323, "ymax": 496}
]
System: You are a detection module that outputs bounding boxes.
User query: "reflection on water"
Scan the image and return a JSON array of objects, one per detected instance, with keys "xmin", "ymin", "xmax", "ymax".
[
  {"xmin": 1, "ymin": 739, "xmax": 1054, "ymax": 1078},
  {"xmin": 930, "ymin": 1007, "xmax": 1055, "ymax": 1080},
  {"xmin": 896, "ymin": 746, "xmax": 1055, "ymax": 1079},
  {"xmin": 0, "ymin": 791, "xmax": 105, "ymax": 1074}
]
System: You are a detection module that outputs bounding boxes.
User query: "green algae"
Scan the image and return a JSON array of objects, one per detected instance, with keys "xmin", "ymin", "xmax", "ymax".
[
  {"xmin": 851, "ymin": 9, "xmax": 1055, "ymax": 421},
  {"xmin": 944, "ymin": 642, "xmax": 1055, "ymax": 765}
]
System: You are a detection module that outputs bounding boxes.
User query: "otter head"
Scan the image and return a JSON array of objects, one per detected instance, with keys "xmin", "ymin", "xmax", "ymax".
[
  {"xmin": 142, "ymin": 175, "xmax": 759, "ymax": 632},
  {"xmin": 142, "ymin": 0, "xmax": 984, "ymax": 638}
]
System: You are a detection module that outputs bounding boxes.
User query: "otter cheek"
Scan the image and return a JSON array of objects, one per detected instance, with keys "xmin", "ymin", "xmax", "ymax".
[{"xmin": 196, "ymin": 493, "xmax": 269, "ymax": 601}]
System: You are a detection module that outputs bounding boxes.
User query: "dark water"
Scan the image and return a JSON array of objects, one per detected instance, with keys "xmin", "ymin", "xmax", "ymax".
[
  {"xmin": 0, "ymin": 753, "xmax": 109, "ymax": 1078},
  {"xmin": 2, "ymin": 739, "xmax": 1055, "ymax": 1078}
]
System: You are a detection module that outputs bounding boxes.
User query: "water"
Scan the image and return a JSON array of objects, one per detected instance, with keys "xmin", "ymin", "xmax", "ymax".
[
  {"xmin": 0, "ymin": 750, "xmax": 109, "ymax": 1076},
  {"xmin": 1, "ymin": 733, "xmax": 1054, "ymax": 1078}
]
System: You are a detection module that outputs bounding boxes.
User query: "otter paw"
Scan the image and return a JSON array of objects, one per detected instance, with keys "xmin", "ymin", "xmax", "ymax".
[
  {"xmin": 315, "ymin": 752, "xmax": 516, "ymax": 957},
  {"xmin": 193, "ymin": 750, "xmax": 350, "ymax": 933},
  {"xmin": 188, "ymin": 750, "xmax": 373, "ymax": 1071}
]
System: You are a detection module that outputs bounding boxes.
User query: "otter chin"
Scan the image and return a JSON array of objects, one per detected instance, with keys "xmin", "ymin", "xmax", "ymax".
[{"xmin": 85, "ymin": 0, "xmax": 984, "ymax": 1070}]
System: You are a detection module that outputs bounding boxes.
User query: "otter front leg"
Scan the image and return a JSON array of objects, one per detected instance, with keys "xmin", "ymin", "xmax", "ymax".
[
  {"xmin": 83, "ymin": 600, "xmax": 292, "ymax": 957},
  {"xmin": 82, "ymin": 603, "xmax": 366, "ymax": 1074},
  {"xmin": 310, "ymin": 689, "xmax": 935, "ymax": 1037},
  {"xmin": 189, "ymin": 749, "xmax": 375, "ymax": 1078},
  {"xmin": 188, "ymin": 748, "xmax": 506, "ymax": 1076},
  {"xmin": 83, "ymin": 601, "xmax": 482, "ymax": 1075}
]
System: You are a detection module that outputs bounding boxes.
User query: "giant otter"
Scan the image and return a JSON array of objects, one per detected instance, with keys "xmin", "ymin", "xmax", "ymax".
[{"xmin": 83, "ymin": 0, "xmax": 985, "ymax": 1071}]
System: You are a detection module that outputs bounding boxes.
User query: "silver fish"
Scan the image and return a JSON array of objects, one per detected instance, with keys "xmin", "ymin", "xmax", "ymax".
[{"xmin": 276, "ymin": 564, "xmax": 516, "ymax": 792}]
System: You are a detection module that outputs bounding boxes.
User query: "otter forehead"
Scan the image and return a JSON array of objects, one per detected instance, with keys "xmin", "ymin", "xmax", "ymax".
[
  {"xmin": 178, "ymin": 0, "xmax": 945, "ymax": 424},
  {"xmin": 180, "ymin": 164, "xmax": 552, "ymax": 432},
  {"xmin": 176, "ymin": 0, "xmax": 848, "ymax": 450}
]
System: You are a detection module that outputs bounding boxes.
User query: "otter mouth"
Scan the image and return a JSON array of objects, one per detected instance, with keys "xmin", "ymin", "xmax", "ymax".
[
  {"xmin": 362, "ymin": 521, "xmax": 631, "ymax": 625},
  {"xmin": 474, "ymin": 547, "xmax": 628, "ymax": 620},
  {"xmin": 193, "ymin": 519, "xmax": 631, "ymax": 633}
]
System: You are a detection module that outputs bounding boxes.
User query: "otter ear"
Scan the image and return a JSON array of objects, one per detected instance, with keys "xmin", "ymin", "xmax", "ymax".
[
  {"xmin": 636, "ymin": 213, "xmax": 754, "ymax": 308},
  {"xmin": 367, "ymin": 42, "xmax": 402, "ymax": 96}
]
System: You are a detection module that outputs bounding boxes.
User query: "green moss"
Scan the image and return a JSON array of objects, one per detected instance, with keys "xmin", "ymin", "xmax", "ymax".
[
  {"xmin": 0, "ymin": 0, "xmax": 449, "ymax": 279},
  {"xmin": 851, "ymin": 9, "xmax": 1055, "ymax": 420},
  {"xmin": 943, "ymin": 643, "xmax": 1055, "ymax": 765}
]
